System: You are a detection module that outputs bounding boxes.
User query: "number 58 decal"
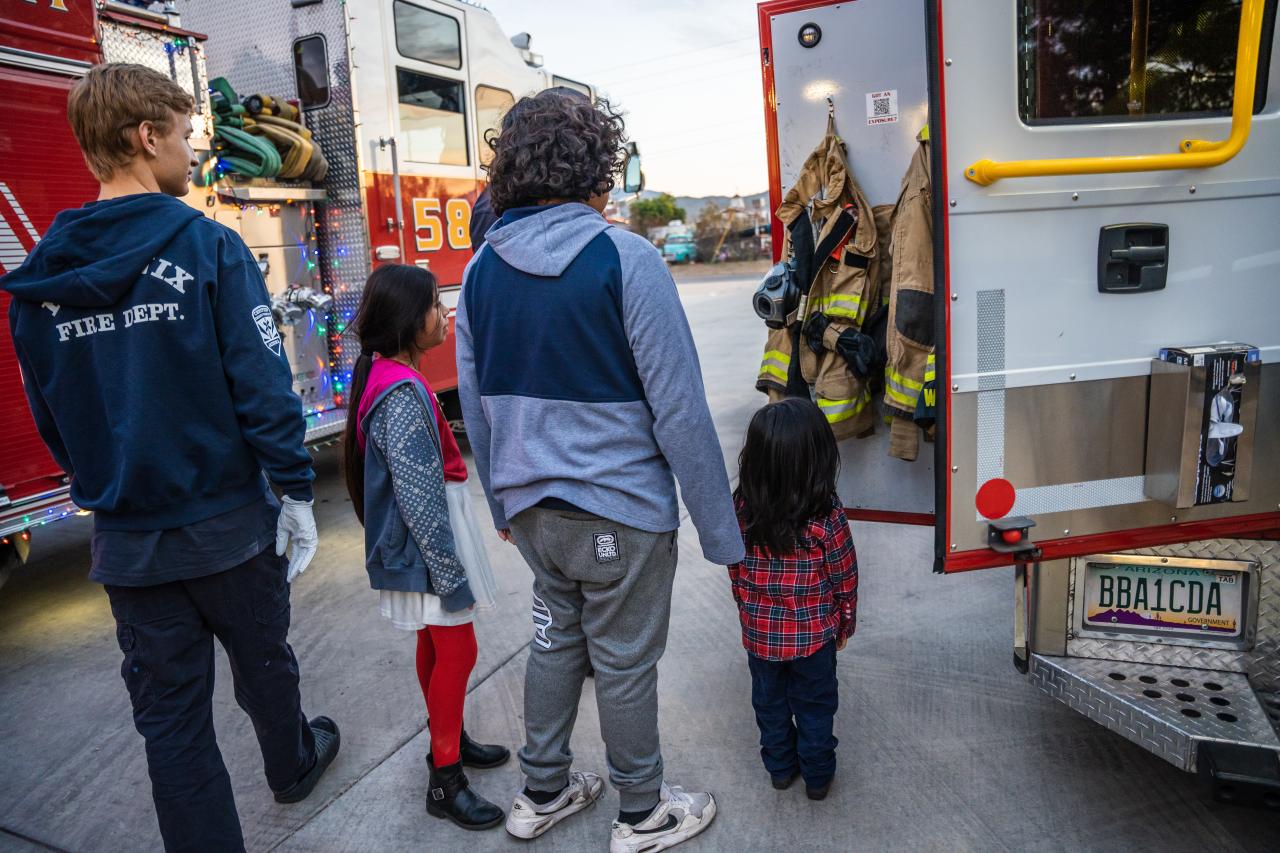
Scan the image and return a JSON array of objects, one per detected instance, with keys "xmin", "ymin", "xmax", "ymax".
[{"xmin": 413, "ymin": 197, "xmax": 472, "ymax": 252}]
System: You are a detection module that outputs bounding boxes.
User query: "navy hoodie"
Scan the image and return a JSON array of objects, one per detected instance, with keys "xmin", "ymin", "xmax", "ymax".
[{"xmin": 1, "ymin": 193, "xmax": 314, "ymax": 531}]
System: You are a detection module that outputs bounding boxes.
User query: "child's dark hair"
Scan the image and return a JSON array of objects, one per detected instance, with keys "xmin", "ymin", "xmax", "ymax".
[
  {"xmin": 483, "ymin": 87, "xmax": 627, "ymax": 214},
  {"xmin": 735, "ymin": 398, "xmax": 840, "ymax": 554},
  {"xmin": 342, "ymin": 263, "xmax": 439, "ymax": 523}
]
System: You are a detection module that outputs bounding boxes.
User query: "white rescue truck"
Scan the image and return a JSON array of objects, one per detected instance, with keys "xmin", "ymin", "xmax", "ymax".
[{"xmin": 758, "ymin": 0, "xmax": 1279, "ymax": 805}]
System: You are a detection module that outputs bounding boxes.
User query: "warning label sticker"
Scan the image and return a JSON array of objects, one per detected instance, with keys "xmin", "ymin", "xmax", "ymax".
[{"xmin": 866, "ymin": 90, "xmax": 899, "ymax": 125}]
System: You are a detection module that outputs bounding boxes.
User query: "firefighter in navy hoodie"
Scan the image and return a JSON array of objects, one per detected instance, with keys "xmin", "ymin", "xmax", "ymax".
[{"xmin": 0, "ymin": 64, "xmax": 339, "ymax": 852}]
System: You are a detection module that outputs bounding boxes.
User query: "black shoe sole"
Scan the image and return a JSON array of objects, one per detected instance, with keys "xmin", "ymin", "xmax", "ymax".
[
  {"xmin": 426, "ymin": 803, "xmax": 505, "ymax": 831},
  {"xmin": 275, "ymin": 717, "xmax": 341, "ymax": 804}
]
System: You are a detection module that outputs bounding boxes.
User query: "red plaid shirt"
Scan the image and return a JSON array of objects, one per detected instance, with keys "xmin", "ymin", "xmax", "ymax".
[{"xmin": 728, "ymin": 496, "xmax": 858, "ymax": 661}]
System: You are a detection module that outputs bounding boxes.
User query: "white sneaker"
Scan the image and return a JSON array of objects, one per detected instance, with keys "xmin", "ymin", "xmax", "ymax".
[
  {"xmin": 609, "ymin": 783, "xmax": 717, "ymax": 853},
  {"xmin": 505, "ymin": 769, "xmax": 605, "ymax": 840}
]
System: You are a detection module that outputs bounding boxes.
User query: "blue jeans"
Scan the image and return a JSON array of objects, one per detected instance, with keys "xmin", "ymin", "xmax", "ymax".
[
  {"xmin": 747, "ymin": 641, "xmax": 838, "ymax": 787},
  {"xmin": 105, "ymin": 546, "xmax": 315, "ymax": 852}
]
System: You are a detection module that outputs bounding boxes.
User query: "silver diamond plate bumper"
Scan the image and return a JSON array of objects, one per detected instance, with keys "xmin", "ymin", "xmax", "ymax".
[{"xmin": 1031, "ymin": 654, "xmax": 1280, "ymax": 771}]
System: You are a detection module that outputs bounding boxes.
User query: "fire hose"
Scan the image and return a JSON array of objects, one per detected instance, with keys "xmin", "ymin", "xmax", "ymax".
[{"xmin": 208, "ymin": 77, "xmax": 327, "ymax": 181}]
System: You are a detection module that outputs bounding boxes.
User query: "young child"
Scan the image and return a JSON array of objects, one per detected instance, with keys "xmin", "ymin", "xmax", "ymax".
[
  {"xmin": 729, "ymin": 398, "xmax": 858, "ymax": 801},
  {"xmin": 342, "ymin": 263, "xmax": 506, "ymax": 830}
]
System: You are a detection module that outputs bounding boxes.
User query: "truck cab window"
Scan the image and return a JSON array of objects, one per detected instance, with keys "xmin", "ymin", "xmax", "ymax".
[
  {"xmin": 1018, "ymin": 0, "xmax": 1274, "ymax": 123},
  {"xmin": 475, "ymin": 85, "xmax": 515, "ymax": 167},
  {"xmin": 293, "ymin": 36, "xmax": 329, "ymax": 109},
  {"xmin": 394, "ymin": 0, "xmax": 462, "ymax": 69},
  {"xmin": 397, "ymin": 68, "xmax": 468, "ymax": 166},
  {"xmin": 552, "ymin": 75, "xmax": 593, "ymax": 100}
]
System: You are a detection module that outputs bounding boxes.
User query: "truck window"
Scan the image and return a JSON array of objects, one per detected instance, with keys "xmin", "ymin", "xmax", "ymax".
[
  {"xmin": 1018, "ymin": 0, "xmax": 1275, "ymax": 123},
  {"xmin": 397, "ymin": 68, "xmax": 469, "ymax": 166},
  {"xmin": 552, "ymin": 75, "xmax": 593, "ymax": 100},
  {"xmin": 293, "ymin": 36, "xmax": 329, "ymax": 110},
  {"xmin": 394, "ymin": 0, "xmax": 462, "ymax": 70},
  {"xmin": 476, "ymin": 85, "xmax": 515, "ymax": 167}
]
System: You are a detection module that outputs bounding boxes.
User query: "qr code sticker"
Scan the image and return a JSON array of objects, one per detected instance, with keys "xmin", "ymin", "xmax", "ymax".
[{"xmin": 865, "ymin": 90, "xmax": 899, "ymax": 125}]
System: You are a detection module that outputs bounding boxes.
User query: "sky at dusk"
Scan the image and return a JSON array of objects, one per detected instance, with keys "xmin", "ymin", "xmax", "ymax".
[{"xmin": 480, "ymin": 0, "xmax": 769, "ymax": 198}]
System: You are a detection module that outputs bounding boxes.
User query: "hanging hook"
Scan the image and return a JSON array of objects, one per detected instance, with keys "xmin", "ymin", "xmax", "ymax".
[{"xmin": 826, "ymin": 96, "xmax": 835, "ymax": 117}]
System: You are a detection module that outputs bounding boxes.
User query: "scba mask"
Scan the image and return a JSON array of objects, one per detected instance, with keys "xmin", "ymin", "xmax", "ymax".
[{"xmin": 753, "ymin": 261, "xmax": 800, "ymax": 330}]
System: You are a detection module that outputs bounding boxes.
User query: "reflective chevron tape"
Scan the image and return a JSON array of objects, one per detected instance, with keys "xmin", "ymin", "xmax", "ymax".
[
  {"xmin": 817, "ymin": 390, "xmax": 871, "ymax": 424},
  {"xmin": 811, "ymin": 293, "xmax": 862, "ymax": 321},
  {"xmin": 759, "ymin": 348, "xmax": 790, "ymax": 381},
  {"xmin": 885, "ymin": 367, "xmax": 924, "ymax": 409}
]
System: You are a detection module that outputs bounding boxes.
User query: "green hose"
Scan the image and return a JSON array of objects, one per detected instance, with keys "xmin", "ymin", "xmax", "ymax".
[{"xmin": 214, "ymin": 124, "xmax": 282, "ymax": 178}]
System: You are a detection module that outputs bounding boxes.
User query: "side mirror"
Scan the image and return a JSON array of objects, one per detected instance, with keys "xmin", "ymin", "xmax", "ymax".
[{"xmin": 623, "ymin": 142, "xmax": 644, "ymax": 194}]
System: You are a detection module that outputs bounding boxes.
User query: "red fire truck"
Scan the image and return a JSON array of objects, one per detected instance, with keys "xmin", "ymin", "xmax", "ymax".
[{"xmin": 0, "ymin": 0, "xmax": 625, "ymax": 572}]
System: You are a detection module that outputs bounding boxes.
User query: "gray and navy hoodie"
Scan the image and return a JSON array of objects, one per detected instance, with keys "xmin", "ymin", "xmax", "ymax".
[
  {"xmin": 1, "ymin": 193, "xmax": 313, "ymax": 532},
  {"xmin": 455, "ymin": 201, "xmax": 745, "ymax": 566}
]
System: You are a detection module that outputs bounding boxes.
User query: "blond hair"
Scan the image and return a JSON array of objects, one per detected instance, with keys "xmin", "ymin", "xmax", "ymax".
[{"xmin": 66, "ymin": 63, "xmax": 194, "ymax": 181}]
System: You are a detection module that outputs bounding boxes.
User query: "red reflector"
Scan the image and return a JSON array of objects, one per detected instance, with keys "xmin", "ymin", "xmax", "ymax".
[
  {"xmin": 1001, "ymin": 529, "xmax": 1023, "ymax": 544},
  {"xmin": 976, "ymin": 478, "xmax": 1017, "ymax": 520}
]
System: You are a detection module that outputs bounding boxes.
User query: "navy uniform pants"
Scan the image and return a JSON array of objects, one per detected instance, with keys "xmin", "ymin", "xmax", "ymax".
[
  {"xmin": 747, "ymin": 640, "xmax": 839, "ymax": 787},
  {"xmin": 105, "ymin": 547, "xmax": 315, "ymax": 853}
]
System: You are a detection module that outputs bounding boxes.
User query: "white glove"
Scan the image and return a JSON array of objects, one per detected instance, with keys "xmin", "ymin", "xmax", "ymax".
[{"xmin": 276, "ymin": 495, "xmax": 318, "ymax": 583}]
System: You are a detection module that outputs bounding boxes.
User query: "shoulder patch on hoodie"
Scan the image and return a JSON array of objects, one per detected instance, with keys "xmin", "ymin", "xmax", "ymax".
[{"xmin": 252, "ymin": 305, "xmax": 281, "ymax": 355}]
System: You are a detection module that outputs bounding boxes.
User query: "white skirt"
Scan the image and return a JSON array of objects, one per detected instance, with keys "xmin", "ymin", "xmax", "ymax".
[{"xmin": 379, "ymin": 480, "xmax": 501, "ymax": 630}]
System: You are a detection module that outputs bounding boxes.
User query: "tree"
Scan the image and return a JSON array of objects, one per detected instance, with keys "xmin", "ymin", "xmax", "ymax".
[
  {"xmin": 693, "ymin": 203, "xmax": 729, "ymax": 263},
  {"xmin": 629, "ymin": 193, "xmax": 686, "ymax": 235}
]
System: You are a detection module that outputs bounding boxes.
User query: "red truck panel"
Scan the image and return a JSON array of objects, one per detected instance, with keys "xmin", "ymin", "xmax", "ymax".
[
  {"xmin": 0, "ymin": 65, "xmax": 99, "ymax": 502},
  {"xmin": 0, "ymin": 0, "xmax": 98, "ymax": 66}
]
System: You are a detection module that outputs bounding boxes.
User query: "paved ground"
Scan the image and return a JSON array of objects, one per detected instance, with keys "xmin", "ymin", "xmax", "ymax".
[{"xmin": 1, "ymin": 274, "xmax": 1277, "ymax": 852}]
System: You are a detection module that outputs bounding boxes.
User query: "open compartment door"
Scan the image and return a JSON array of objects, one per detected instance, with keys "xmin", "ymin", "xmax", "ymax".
[
  {"xmin": 934, "ymin": 0, "xmax": 1280, "ymax": 572},
  {"xmin": 759, "ymin": 0, "xmax": 937, "ymax": 528}
]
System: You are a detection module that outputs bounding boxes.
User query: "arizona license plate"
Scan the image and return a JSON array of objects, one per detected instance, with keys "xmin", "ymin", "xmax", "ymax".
[{"xmin": 1082, "ymin": 560, "xmax": 1245, "ymax": 639}]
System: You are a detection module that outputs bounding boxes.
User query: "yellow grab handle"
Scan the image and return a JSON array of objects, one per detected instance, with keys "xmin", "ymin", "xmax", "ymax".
[{"xmin": 966, "ymin": 0, "xmax": 1265, "ymax": 186}]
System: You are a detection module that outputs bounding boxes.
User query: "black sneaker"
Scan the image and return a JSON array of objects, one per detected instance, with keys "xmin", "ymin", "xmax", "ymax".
[
  {"xmin": 274, "ymin": 716, "xmax": 340, "ymax": 804},
  {"xmin": 771, "ymin": 769, "xmax": 800, "ymax": 790}
]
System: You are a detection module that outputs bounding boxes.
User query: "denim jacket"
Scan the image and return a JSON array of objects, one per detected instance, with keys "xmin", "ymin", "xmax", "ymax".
[{"xmin": 357, "ymin": 359, "xmax": 473, "ymax": 610}]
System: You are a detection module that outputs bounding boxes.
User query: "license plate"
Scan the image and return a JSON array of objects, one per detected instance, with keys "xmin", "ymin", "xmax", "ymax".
[{"xmin": 1082, "ymin": 560, "xmax": 1245, "ymax": 639}]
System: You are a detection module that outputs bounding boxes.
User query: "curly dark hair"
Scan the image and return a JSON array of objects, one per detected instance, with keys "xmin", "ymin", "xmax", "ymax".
[{"xmin": 484, "ymin": 87, "xmax": 627, "ymax": 214}]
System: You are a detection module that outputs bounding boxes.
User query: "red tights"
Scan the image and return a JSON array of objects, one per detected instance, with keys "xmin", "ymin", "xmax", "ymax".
[{"xmin": 415, "ymin": 623, "xmax": 477, "ymax": 767}]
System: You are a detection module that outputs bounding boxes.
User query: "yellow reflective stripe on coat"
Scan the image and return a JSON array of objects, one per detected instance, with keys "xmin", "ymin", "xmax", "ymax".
[
  {"xmin": 885, "ymin": 368, "xmax": 924, "ymax": 409},
  {"xmin": 759, "ymin": 348, "xmax": 790, "ymax": 381},
  {"xmin": 812, "ymin": 293, "xmax": 862, "ymax": 320},
  {"xmin": 817, "ymin": 391, "xmax": 871, "ymax": 424},
  {"xmin": 923, "ymin": 352, "xmax": 936, "ymax": 382}
]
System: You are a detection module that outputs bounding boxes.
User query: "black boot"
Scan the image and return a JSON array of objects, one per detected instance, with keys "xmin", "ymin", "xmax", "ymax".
[
  {"xmin": 427, "ymin": 761, "xmax": 505, "ymax": 830},
  {"xmin": 425, "ymin": 726, "xmax": 511, "ymax": 770},
  {"xmin": 460, "ymin": 730, "xmax": 510, "ymax": 769}
]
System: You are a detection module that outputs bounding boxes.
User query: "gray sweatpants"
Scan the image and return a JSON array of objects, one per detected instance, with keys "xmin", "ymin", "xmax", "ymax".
[{"xmin": 508, "ymin": 507, "xmax": 678, "ymax": 812}]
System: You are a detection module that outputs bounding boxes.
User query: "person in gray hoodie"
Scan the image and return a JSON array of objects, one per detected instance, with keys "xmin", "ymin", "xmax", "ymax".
[{"xmin": 455, "ymin": 88, "xmax": 745, "ymax": 853}]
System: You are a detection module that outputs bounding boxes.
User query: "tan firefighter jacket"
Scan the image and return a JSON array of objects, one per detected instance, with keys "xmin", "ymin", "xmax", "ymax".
[
  {"xmin": 755, "ymin": 117, "xmax": 883, "ymax": 440},
  {"xmin": 883, "ymin": 130, "xmax": 934, "ymax": 460}
]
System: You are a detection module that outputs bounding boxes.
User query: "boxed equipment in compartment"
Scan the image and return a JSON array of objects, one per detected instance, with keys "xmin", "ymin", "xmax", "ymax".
[{"xmin": 1145, "ymin": 343, "xmax": 1261, "ymax": 508}]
